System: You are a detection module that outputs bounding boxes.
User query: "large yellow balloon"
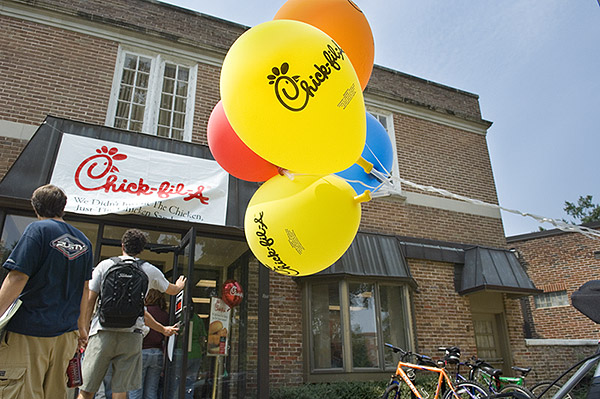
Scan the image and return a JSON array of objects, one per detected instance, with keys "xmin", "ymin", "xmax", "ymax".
[
  {"xmin": 244, "ymin": 174, "xmax": 370, "ymax": 276},
  {"xmin": 221, "ymin": 20, "xmax": 366, "ymax": 175}
]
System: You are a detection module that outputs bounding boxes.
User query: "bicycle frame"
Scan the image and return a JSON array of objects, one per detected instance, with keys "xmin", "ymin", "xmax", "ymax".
[
  {"xmin": 546, "ymin": 348, "xmax": 600, "ymax": 399},
  {"xmin": 393, "ymin": 360, "xmax": 461, "ymax": 399}
]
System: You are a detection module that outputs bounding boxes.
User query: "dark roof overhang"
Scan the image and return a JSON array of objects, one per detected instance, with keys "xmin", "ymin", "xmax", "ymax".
[
  {"xmin": 458, "ymin": 246, "xmax": 542, "ymax": 297},
  {"xmin": 299, "ymin": 232, "xmax": 416, "ymax": 288}
]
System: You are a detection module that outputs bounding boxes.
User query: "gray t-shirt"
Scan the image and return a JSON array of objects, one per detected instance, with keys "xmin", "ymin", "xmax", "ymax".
[{"xmin": 88, "ymin": 255, "xmax": 170, "ymax": 336}]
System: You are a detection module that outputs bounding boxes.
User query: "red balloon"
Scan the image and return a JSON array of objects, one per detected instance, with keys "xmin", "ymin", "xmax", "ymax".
[
  {"xmin": 222, "ymin": 279, "xmax": 244, "ymax": 308},
  {"xmin": 207, "ymin": 100, "xmax": 279, "ymax": 182}
]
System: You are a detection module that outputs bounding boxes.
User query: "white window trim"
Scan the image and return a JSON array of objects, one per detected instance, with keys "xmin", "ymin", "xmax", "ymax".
[
  {"xmin": 365, "ymin": 106, "xmax": 402, "ymax": 197},
  {"xmin": 106, "ymin": 45, "xmax": 198, "ymax": 142}
]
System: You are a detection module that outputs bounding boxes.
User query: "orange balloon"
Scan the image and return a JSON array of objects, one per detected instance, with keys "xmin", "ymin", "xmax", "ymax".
[{"xmin": 274, "ymin": 0, "xmax": 374, "ymax": 90}]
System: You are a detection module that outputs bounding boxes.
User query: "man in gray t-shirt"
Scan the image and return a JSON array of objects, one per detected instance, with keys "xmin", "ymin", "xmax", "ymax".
[{"xmin": 78, "ymin": 229, "xmax": 185, "ymax": 399}]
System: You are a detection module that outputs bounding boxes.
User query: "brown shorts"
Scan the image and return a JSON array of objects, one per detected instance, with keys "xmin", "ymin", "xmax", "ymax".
[{"xmin": 0, "ymin": 330, "xmax": 78, "ymax": 399}]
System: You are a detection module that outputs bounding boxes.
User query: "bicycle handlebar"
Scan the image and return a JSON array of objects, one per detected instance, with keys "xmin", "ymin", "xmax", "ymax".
[{"xmin": 384, "ymin": 343, "xmax": 437, "ymax": 367}]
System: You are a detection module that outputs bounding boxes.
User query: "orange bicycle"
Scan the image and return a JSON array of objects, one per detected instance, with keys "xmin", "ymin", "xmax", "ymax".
[{"xmin": 382, "ymin": 343, "xmax": 489, "ymax": 399}]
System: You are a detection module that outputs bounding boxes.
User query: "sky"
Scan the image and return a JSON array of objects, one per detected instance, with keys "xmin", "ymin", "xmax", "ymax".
[{"xmin": 164, "ymin": 0, "xmax": 599, "ymax": 237}]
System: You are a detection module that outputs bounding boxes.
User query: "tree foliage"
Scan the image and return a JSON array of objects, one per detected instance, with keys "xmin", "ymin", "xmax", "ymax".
[{"xmin": 564, "ymin": 195, "xmax": 600, "ymax": 224}]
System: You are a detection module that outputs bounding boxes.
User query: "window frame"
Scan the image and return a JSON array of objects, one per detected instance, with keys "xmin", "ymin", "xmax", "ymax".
[
  {"xmin": 305, "ymin": 277, "xmax": 414, "ymax": 375},
  {"xmin": 533, "ymin": 290, "xmax": 569, "ymax": 309},
  {"xmin": 106, "ymin": 45, "xmax": 198, "ymax": 142},
  {"xmin": 365, "ymin": 107, "xmax": 401, "ymax": 195}
]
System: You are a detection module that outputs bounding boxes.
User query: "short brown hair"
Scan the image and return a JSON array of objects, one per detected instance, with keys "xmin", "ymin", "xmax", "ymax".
[
  {"xmin": 145, "ymin": 289, "xmax": 167, "ymax": 310},
  {"xmin": 121, "ymin": 228, "xmax": 147, "ymax": 256},
  {"xmin": 30, "ymin": 184, "xmax": 67, "ymax": 218}
]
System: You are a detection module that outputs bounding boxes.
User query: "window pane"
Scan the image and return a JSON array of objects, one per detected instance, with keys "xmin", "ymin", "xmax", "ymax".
[
  {"xmin": 138, "ymin": 57, "xmax": 151, "ymax": 73},
  {"xmin": 162, "ymin": 78, "xmax": 175, "ymax": 94},
  {"xmin": 124, "ymin": 54, "xmax": 137, "ymax": 70},
  {"xmin": 158, "ymin": 109, "xmax": 171, "ymax": 126},
  {"xmin": 131, "ymin": 105, "xmax": 145, "ymax": 122},
  {"xmin": 173, "ymin": 112, "xmax": 185, "ymax": 129},
  {"xmin": 311, "ymin": 282, "xmax": 343, "ymax": 369},
  {"xmin": 177, "ymin": 67, "xmax": 189, "ymax": 82},
  {"xmin": 176, "ymin": 81, "xmax": 188, "ymax": 97},
  {"xmin": 171, "ymin": 128, "xmax": 183, "ymax": 141},
  {"xmin": 161, "ymin": 94, "xmax": 173, "ymax": 109},
  {"xmin": 115, "ymin": 101, "xmax": 130, "ymax": 119},
  {"xmin": 349, "ymin": 283, "xmax": 379, "ymax": 368},
  {"xmin": 133, "ymin": 88, "xmax": 147, "ymax": 105},
  {"xmin": 121, "ymin": 69, "xmax": 135, "ymax": 86},
  {"xmin": 157, "ymin": 126, "xmax": 170, "ymax": 138},
  {"xmin": 380, "ymin": 285, "xmax": 409, "ymax": 369},
  {"xmin": 174, "ymin": 96, "xmax": 186, "ymax": 112},
  {"xmin": 129, "ymin": 121, "xmax": 143, "ymax": 132},
  {"xmin": 164, "ymin": 63, "xmax": 177, "ymax": 79},
  {"xmin": 114, "ymin": 118, "xmax": 127, "ymax": 129},
  {"xmin": 136, "ymin": 72, "xmax": 149, "ymax": 89},
  {"xmin": 118, "ymin": 85, "xmax": 133, "ymax": 102}
]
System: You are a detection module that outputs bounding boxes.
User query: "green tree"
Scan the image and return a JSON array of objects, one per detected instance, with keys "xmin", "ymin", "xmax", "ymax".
[{"xmin": 564, "ymin": 195, "xmax": 600, "ymax": 224}]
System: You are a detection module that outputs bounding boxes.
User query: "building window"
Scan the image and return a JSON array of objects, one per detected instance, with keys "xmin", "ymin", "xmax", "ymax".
[
  {"xmin": 366, "ymin": 108, "xmax": 400, "ymax": 193},
  {"xmin": 107, "ymin": 47, "xmax": 197, "ymax": 141},
  {"xmin": 308, "ymin": 279, "xmax": 412, "ymax": 373},
  {"xmin": 534, "ymin": 290, "xmax": 569, "ymax": 309}
]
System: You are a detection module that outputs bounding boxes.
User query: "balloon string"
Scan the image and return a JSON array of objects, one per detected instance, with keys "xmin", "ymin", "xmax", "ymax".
[
  {"xmin": 281, "ymin": 164, "xmax": 599, "ymax": 240},
  {"xmin": 376, "ymin": 173, "xmax": 600, "ymax": 240}
]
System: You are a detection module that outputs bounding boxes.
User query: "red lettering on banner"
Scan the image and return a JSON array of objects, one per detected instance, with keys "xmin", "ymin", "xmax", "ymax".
[{"xmin": 73, "ymin": 146, "xmax": 211, "ymax": 204}]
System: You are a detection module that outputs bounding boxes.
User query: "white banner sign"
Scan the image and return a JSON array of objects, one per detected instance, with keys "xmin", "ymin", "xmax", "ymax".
[{"xmin": 50, "ymin": 134, "xmax": 229, "ymax": 225}]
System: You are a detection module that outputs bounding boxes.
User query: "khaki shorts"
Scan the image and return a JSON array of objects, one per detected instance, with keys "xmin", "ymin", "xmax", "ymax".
[
  {"xmin": 0, "ymin": 330, "xmax": 78, "ymax": 399},
  {"xmin": 80, "ymin": 330, "xmax": 143, "ymax": 394}
]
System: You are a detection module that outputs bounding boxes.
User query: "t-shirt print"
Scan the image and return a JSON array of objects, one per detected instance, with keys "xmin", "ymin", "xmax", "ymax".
[{"xmin": 50, "ymin": 234, "xmax": 89, "ymax": 259}]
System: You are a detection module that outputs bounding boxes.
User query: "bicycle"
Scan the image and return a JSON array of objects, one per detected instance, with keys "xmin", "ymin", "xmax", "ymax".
[
  {"xmin": 382, "ymin": 343, "xmax": 489, "ymax": 399},
  {"xmin": 463, "ymin": 357, "xmax": 535, "ymax": 399},
  {"xmin": 522, "ymin": 342, "xmax": 600, "ymax": 399}
]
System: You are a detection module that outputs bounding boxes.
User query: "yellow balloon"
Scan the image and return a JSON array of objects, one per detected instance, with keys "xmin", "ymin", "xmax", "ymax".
[
  {"xmin": 221, "ymin": 20, "xmax": 366, "ymax": 174},
  {"xmin": 244, "ymin": 174, "xmax": 370, "ymax": 276}
]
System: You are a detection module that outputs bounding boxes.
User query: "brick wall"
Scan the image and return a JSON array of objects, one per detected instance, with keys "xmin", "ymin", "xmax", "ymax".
[
  {"xmin": 409, "ymin": 259, "xmax": 476, "ymax": 356},
  {"xmin": 509, "ymin": 231, "xmax": 600, "ymax": 340},
  {"xmin": 0, "ymin": 15, "xmax": 116, "ymax": 126},
  {"xmin": 268, "ymin": 271, "xmax": 304, "ymax": 386}
]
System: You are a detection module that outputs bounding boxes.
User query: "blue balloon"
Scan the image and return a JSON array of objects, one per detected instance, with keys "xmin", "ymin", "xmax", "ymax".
[{"xmin": 336, "ymin": 112, "xmax": 394, "ymax": 194}]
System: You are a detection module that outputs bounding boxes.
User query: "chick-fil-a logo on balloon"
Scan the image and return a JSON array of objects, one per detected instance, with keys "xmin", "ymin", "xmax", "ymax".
[
  {"xmin": 74, "ymin": 145, "xmax": 210, "ymax": 203},
  {"xmin": 266, "ymin": 40, "xmax": 346, "ymax": 112}
]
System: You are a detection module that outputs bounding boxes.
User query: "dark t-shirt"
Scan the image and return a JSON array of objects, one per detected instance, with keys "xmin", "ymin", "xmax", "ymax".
[
  {"xmin": 3, "ymin": 219, "xmax": 93, "ymax": 337},
  {"xmin": 143, "ymin": 304, "xmax": 169, "ymax": 349}
]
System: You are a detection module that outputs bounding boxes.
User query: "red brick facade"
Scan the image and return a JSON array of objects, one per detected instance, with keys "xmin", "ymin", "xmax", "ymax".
[{"xmin": 0, "ymin": 0, "xmax": 557, "ymax": 392}]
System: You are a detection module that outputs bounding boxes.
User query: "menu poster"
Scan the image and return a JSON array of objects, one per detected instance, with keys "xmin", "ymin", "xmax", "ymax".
[{"xmin": 207, "ymin": 297, "xmax": 231, "ymax": 356}]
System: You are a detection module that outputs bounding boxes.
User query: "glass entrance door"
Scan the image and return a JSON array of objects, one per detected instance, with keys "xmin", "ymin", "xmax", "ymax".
[{"xmin": 163, "ymin": 227, "xmax": 197, "ymax": 399}]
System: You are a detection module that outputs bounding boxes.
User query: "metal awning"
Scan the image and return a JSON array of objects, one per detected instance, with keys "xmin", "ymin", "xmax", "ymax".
[
  {"xmin": 458, "ymin": 246, "xmax": 541, "ymax": 296},
  {"xmin": 310, "ymin": 232, "xmax": 416, "ymax": 287},
  {"xmin": 0, "ymin": 115, "xmax": 258, "ymax": 228}
]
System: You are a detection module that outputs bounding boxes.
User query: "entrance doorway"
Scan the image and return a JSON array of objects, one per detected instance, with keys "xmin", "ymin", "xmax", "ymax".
[{"xmin": 96, "ymin": 225, "xmax": 250, "ymax": 399}]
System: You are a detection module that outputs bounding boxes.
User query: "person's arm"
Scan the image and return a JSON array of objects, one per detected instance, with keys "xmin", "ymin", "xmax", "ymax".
[
  {"xmin": 164, "ymin": 275, "xmax": 186, "ymax": 295},
  {"xmin": 0, "ymin": 269, "xmax": 29, "ymax": 316},
  {"xmin": 79, "ymin": 288, "xmax": 98, "ymax": 348},
  {"xmin": 144, "ymin": 309, "xmax": 178, "ymax": 336},
  {"xmin": 77, "ymin": 281, "xmax": 91, "ymax": 350}
]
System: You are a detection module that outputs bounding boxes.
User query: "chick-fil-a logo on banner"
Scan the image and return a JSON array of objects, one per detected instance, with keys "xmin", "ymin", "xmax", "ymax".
[{"xmin": 50, "ymin": 134, "xmax": 229, "ymax": 225}]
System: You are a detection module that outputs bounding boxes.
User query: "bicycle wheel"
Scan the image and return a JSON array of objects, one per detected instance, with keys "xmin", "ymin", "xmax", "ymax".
[
  {"xmin": 530, "ymin": 381, "xmax": 573, "ymax": 399},
  {"xmin": 444, "ymin": 380, "xmax": 489, "ymax": 399},
  {"xmin": 499, "ymin": 383, "xmax": 535, "ymax": 399},
  {"xmin": 381, "ymin": 383, "xmax": 400, "ymax": 399}
]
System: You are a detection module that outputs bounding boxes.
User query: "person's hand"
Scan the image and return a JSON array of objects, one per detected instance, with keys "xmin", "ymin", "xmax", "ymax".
[
  {"xmin": 175, "ymin": 275, "xmax": 186, "ymax": 291},
  {"xmin": 162, "ymin": 323, "xmax": 179, "ymax": 337},
  {"xmin": 78, "ymin": 327, "xmax": 89, "ymax": 350}
]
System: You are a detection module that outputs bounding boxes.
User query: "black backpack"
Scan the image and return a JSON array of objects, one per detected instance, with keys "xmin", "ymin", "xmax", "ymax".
[
  {"xmin": 98, "ymin": 257, "xmax": 149, "ymax": 328},
  {"xmin": 571, "ymin": 280, "xmax": 600, "ymax": 324}
]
